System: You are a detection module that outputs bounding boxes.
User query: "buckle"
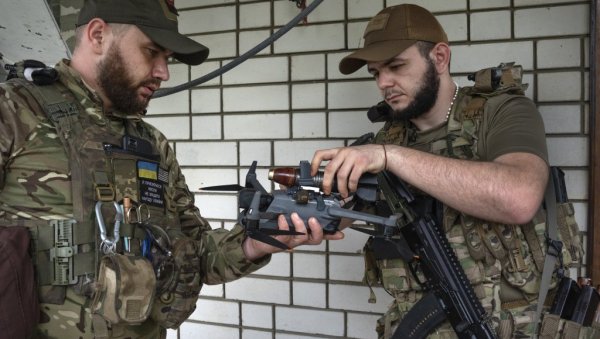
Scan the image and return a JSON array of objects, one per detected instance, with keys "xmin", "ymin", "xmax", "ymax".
[
  {"xmin": 49, "ymin": 219, "xmax": 78, "ymax": 285},
  {"xmin": 95, "ymin": 184, "xmax": 115, "ymax": 202},
  {"xmin": 546, "ymin": 237, "xmax": 563, "ymax": 258}
]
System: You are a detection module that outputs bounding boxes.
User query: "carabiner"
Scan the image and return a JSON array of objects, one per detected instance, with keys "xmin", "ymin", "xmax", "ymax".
[{"xmin": 95, "ymin": 201, "xmax": 123, "ymax": 254}]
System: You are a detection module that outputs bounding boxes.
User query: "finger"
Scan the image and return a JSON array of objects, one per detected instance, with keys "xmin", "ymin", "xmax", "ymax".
[
  {"xmin": 333, "ymin": 151, "xmax": 354, "ymax": 197},
  {"xmin": 306, "ymin": 217, "xmax": 324, "ymax": 244},
  {"xmin": 311, "ymin": 149, "xmax": 336, "ymax": 176},
  {"xmin": 323, "ymin": 153, "xmax": 346, "ymax": 195},
  {"xmin": 276, "ymin": 214, "xmax": 293, "ymax": 243},
  {"xmin": 324, "ymin": 231, "xmax": 345, "ymax": 241},
  {"xmin": 289, "ymin": 212, "xmax": 308, "ymax": 236}
]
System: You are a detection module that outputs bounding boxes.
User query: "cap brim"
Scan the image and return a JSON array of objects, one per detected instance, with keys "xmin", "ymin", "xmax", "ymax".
[
  {"xmin": 339, "ymin": 39, "xmax": 416, "ymax": 74},
  {"xmin": 138, "ymin": 25, "xmax": 209, "ymax": 66}
]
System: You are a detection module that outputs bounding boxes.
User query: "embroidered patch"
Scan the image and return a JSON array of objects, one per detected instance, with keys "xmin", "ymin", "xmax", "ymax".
[
  {"xmin": 47, "ymin": 102, "xmax": 79, "ymax": 123},
  {"xmin": 364, "ymin": 13, "xmax": 389, "ymax": 38},
  {"xmin": 137, "ymin": 161, "xmax": 166, "ymax": 208},
  {"xmin": 159, "ymin": 0, "xmax": 178, "ymax": 21}
]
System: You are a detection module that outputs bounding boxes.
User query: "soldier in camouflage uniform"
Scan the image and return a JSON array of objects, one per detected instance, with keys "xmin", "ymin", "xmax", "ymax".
[
  {"xmin": 311, "ymin": 4, "xmax": 591, "ymax": 339},
  {"xmin": 0, "ymin": 0, "xmax": 342, "ymax": 338}
]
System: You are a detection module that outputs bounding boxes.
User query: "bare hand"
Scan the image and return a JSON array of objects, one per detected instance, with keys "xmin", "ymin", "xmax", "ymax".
[
  {"xmin": 311, "ymin": 144, "xmax": 387, "ymax": 197},
  {"xmin": 242, "ymin": 212, "xmax": 344, "ymax": 261}
]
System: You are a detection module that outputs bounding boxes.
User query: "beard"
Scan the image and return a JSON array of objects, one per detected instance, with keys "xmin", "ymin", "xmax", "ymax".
[
  {"xmin": 97, "ymin": 43, "xmax": 159, "ymax": 113},
  {"xmin": 389, "ymin": 58, "xmax": 440, "ymax": 121}
]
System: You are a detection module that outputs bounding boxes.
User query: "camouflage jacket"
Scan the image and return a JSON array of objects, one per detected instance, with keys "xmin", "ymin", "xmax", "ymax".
[{"xmin": 0, "ymin": 60, "xmax": 268, "ymax": 337}]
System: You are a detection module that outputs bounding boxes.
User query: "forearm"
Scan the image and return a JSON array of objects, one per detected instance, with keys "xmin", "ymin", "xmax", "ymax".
[
  {"xmin": 199, "ymin": 224, "xmax": 270, "ymax": 284},
  {"xmin": 384, "ymin": 144, "xmax": 548, "ymax": 224}
]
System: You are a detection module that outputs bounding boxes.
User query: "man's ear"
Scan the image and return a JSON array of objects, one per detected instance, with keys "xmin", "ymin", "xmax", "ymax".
[
  {"xmin": 85, "ymin": 18, "xmax": 110, "ymax": 55},
  {"xmin": 430, "ymin": 42, "xmax": 451, "ymax": 74}
]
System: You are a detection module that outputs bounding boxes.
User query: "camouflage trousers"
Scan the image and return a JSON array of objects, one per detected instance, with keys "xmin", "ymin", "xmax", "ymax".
[
  {"xmin": 32, "ymin": 288, "xmax": 166, "ymax": 339},
  {"xmin": 375, "ymin": 301, "xmax": 600, "ymax": 339}
]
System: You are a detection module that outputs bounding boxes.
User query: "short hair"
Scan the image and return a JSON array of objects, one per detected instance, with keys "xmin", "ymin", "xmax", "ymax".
[
  {"xmin": 73, "ymin": 22, "xmax": 132, "ymax": 50},
  {"xmin": 415, "ymin": 41, "xmax": 436, "ymax": 59}
]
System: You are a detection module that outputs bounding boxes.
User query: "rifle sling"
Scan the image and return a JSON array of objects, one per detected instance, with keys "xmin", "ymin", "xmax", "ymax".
[
  {"xmin": 392, "ymin": 292, "xmax": 446, "ymax": 339},
  {"xmin": 534, "ymin": 167, "xmax": 562, "ymax": 334}
]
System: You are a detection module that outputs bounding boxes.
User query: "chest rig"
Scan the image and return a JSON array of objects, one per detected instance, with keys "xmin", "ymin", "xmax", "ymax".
[
  {"xmin": 7, "ymin": 66, "xmax": 178, "ymax": 297},
  {"xmin": 365, "ymin": 63, "xmax": 584, "ymax": 338}
]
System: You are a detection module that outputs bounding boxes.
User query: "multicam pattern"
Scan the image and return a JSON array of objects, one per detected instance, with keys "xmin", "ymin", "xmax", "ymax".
[
  {"xmin": 366, "ymin": 86, "xmax": 589, "ymax": 338},
  {"xmin": 0, "ymin": 60, "xmax": 269, "ymax": 338}
]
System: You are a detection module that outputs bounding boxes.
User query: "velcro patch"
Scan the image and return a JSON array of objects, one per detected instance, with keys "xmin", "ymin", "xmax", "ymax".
[
  {"xmin": 137, "ymin": 161, "xmax": 167, "ymax": 208},
  {"xmin": 364, "ymin": 13, "xmax": 389, "ymax": 38}
]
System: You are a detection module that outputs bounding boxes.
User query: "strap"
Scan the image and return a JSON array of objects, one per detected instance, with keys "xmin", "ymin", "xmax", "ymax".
[{"xmin": 534, "ymin": 168, "xmax": 563, "ymax": 335}]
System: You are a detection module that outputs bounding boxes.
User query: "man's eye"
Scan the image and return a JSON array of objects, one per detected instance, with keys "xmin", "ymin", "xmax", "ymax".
[{"xmin": 147, "ymin": 48, "xmax": 159, "ymax": 57}]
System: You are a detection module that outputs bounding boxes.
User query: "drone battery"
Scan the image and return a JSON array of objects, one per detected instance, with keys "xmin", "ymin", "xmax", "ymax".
[
  {"xmin": 549, "ymin": 277, "xmax": 580, "ymax": 319},
  {"xmin": 570, "ymin": 285, "xmax": 600, "ymax": 326}
]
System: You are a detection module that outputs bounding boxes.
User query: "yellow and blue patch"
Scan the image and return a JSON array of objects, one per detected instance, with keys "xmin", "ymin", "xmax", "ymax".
[
  {"xmin": 137, "ymin": 160, "xmax": 168, "ymax": 209},
  {"xmin": 138, "ymin": 161, "xmax": 158, "ymax": 180}
]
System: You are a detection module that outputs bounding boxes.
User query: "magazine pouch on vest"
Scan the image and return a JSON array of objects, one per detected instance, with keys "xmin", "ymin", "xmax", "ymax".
[
  {"xmin": 150, "ymin": 233, "xmax": 202, "ymax": 328},
  {"xmin": 91, "ymin": 253, "xmax": 156, "ymax": 325},
  {"xmin": 0, "ymin": 226, "xmax": 40, "ymax": 339},
  {"xmin": 363, "ymin": 62, "xmax": 586, "ymax": 337}
]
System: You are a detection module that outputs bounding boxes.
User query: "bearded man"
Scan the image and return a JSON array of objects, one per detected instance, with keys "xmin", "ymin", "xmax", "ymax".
[{"xmin": 0, "ymin": 1, "xmax": 342, "ymax": 338}]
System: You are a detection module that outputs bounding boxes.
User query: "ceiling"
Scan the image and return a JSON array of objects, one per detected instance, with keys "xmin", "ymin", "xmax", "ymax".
[{"xmin": 0, "ymin": 0, "xmax": 70, "ymax": 68}]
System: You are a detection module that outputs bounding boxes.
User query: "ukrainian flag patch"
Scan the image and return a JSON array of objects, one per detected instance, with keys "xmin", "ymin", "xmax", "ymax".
[{"xmin": 138, "ymin": 161, "xmax": 158, "ymax": 180}]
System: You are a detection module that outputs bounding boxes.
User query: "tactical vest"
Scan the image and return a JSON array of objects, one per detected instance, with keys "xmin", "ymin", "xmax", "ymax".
[
  {"xmin": 1, "ymin": 63, "xmax": 200, "ymax": 331},
  {"xmin": 365, "ymin": 63, "xmax": 584, "ymax": 338}
]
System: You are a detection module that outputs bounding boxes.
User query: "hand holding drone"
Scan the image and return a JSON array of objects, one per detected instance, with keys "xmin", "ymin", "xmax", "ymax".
[{"xmin": 203, "ymin": 160, "xmax": 398, "ymax": 250}]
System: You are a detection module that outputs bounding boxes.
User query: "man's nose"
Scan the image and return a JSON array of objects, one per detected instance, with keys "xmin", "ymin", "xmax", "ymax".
[
  {"xmin": 153, "ymin": 58, "xmax": 170, "ymax": 82},
  {"xmin": 376, "ymin": 71, "xmax": 393, "ymax": 89}
]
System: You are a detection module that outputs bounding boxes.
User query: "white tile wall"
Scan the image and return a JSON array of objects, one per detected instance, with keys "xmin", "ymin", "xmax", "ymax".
[
  {"xmin": 514, "ymin": 5, "xmax": 589, "ymax": 38},
  {"xmin": 470, "ymin": 10, "xmax": 511, "ymax": 41},
  {"xmin": 139, "ymin": 1, "xmax": 594, "ymax": 338},
  {"xmin": 292, "ymin": 281, "xmax": 327, "ymax": 308},
  {"xmin": 240, "ymin": 3, "xmax": 271, "ymax": 29},
  {"xmin": 223, "ymin": 85, "xmax": 289, "ymax": 112},
  {"xmin": 538, "ymin": 72, "xmax": 582, "ymax": 102},
  {"xmin": 189, "ymin": 299, "xmax": 239, "ymax": 324},
  {"xmin": 191, "ymin": 88, "xmax": 221, "ymax": 114},
  {"xmin": 242, "ymin": 303, "xmax": 273, "ymax": 328},
  {"xmin": 275, "ymin": 307, "xmax": 345, "ymax": 336},
  {"xmin": 223, "ymin": 57, "xmax": 289, "ymax": 85},
  {"xmin": 537, "ymin": 38, "xmax": 581, "ymax": 69}
]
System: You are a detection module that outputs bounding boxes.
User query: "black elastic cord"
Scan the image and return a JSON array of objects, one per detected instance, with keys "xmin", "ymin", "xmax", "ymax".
[{"xmin": 153, "ymin": 0, "xmax": 324, "ymax": 98}]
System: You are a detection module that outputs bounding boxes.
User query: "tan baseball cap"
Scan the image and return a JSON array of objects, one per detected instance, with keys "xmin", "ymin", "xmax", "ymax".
[
  {"xmin": 339, "ymin": 4, "xmax": 448, "ymax": 75},
  {"xmin": 77, "ymin": 0, "xmax": 209, "ymax": 65}
]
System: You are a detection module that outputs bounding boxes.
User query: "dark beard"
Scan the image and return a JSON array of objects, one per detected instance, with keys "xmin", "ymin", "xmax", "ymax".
[
  {"xmin": 97, "ymin": 43, "xmax": 157, "ymax": 113},
  {"xmin": 391, "ymin": 58, "xmax": 440, "ymax": 121}
]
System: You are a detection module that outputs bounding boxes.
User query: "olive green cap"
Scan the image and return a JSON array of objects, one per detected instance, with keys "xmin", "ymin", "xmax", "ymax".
[
  {"xmin": 339, "ymin": 4, "xmax": 448, "ymax": 75},
  {"xmin": 77, "ymin": 0, "xmax": 209, "ymax": 65}
]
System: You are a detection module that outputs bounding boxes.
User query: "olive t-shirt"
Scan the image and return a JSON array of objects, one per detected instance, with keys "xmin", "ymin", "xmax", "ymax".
[{"xmin": 407, "ymin": 92, "xmax": 548, "ymax": 163}]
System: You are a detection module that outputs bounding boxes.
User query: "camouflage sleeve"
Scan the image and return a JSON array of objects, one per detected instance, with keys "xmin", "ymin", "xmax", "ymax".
[
  {"xmin": 149, "ymin": 123, "xmax": 270, "ymax": 284},
  {"xmin": 0, "ymin": 81, "xmax": 44, "ymax": 189}
]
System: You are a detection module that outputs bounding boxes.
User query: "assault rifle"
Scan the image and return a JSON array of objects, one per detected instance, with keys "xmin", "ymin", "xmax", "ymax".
[
  {"xmin": 369, "ymin": 170, "xmax": 497, "ymax": 339},
  {"xmin": 210, "ymin": 160, "xmax": 496, "ymax": 337}
]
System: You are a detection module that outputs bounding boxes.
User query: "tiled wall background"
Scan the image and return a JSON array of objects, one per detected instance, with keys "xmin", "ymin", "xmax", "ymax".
[{"xmin": 55, "ymin": 0, "xmax": 592, "ymax": 338}]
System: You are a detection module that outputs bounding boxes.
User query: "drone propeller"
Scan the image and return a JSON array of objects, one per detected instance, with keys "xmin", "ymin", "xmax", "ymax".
[
  {"xmin": 200, "ymin": 184, "xmax": 245, "ymax": 191},
  {"xmin": 200, "ymin": 161, "xmax": 268, "ymax": 193}
]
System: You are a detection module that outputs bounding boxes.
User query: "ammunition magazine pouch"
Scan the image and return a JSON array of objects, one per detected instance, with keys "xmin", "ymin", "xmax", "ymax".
[
  {"xmin": 91, "ymin": 254, "xmax": 156, "ymax": 325},
  {"xmin": 151, "ymin": 236, "xmax": 202, "ymax": 328}
]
